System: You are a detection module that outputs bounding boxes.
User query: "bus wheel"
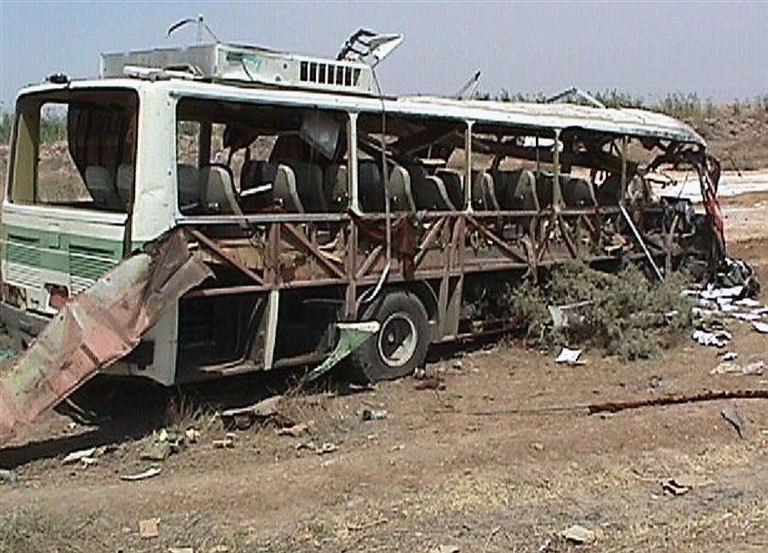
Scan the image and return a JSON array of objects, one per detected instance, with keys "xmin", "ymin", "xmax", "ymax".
[{"xmin": 351, "ymin": 291, "xmax": 429, "ymax": 382}]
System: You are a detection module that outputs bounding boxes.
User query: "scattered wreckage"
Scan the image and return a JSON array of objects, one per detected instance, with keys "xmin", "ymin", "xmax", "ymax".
[{"xmin": 0, "ymin": 30, "xmax": 758, "ymax": 446}]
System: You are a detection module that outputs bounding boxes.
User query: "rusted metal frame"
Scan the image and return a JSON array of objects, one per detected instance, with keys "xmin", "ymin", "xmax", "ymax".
[
  {"xmin": 355, "ymin": 243, "xmax": 384, "ymax": 279},
  {"xmin": 465, "ymin": 215, "xmax": 528, "ymax": 264},
  {"xmin": 445, "ymin": 216, "xmax": 467, "ymax": 338},
  {"xmin": 436, "ymin": 216, "xmax": 456, "ymax": 336},
  {"xmin": 177, "ymin": 213, "xmax": 348, "ymax": 225},
  {"xmin": 619, "ymin": 204, "xmax": 664, "ymax": 281},
  {"xmin": 266, "ymin": 222, "xmax": 280, "ymax": 285},
  {"xmin": 555, "ymin": 214, "xmax": 579, "ymax": 259},
  {"xmin": 454, "ymin": 216, "xmax": 466, "ymax": 269},
  {"xmin": 577, "ymin": 211, "xmax": 601, "ymax": 245},
  {"xmin": 186, "ymin": 228, "xmax": 265, "ymax": 285},
  {"xmin": 553, "ymin": 129, "xmax": 563, "ymax": 208},
  {"xmin": 534, "ymin": 211, "xmax": 558, "ymax": 263},
  {"xmin": 345, "ymin": 221, "xmax": 358, "ymax": 319},
  {"xmin": 664, "ymin": 211, "xmax": 681, "ymax": 275},
  {"xmin": 352, "ymin": 263, "xmax": 528, "ymax": 286},
  {"xmin": 276, "ymin": 277, "xmax": 346, "ymax": 290},
  {"xmin": 413, "ymin": 216, "xmax": 447, "ymax": 268},
  {"xmin": 559, "ymin": 210, "xmax": 599, "ymax": 250},
  {"xmin": 619, "ymin": 135, "xmax": 628, "ymax": 206},
  {"xmin": 280, "ymin": 222, "xmax": 346, "ymax": 280}
]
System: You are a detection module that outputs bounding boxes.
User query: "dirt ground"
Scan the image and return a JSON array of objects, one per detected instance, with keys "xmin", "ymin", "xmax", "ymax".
[{"xmin": 1, "ymin": 196, "xmax": 767, "ymax": 552}]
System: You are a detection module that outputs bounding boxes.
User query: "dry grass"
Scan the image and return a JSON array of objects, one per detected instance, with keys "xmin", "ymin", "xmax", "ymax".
[{"xmin": 0, "ymin": 506, "xmax": 58, "ymax": 553}]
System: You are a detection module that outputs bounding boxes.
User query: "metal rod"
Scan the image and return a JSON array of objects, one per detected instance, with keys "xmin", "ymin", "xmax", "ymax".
[{"xmin": 619, "ymin": 204, "xmax": 664, "ymax": 281}]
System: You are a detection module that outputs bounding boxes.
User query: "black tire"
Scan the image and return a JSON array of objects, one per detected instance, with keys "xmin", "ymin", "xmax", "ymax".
[{"xmin": 350, "ymin": 290, "xmax": 429, "ymax": 382}]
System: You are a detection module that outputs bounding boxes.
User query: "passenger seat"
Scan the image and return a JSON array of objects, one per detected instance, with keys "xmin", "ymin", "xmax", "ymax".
[
  {"xmin": 436, "ymin": 169, "xmax": 465, "ymax": 210},
  {"xmin": 274, "ymin": 164, "xmax": 303, "ymax": 212},
  {"xmin": 239, "ymin": 160, "xmax": 277, "ymax": 211},
  {"xmin": 328, "ymin": 165, "xmax": 349, "ymax": 211},
  {"xmin": 562, "ymin": 177, "xmax": 597, "ymax": 207},
  {"xmin": 358, "ymin": 160, "xmax": 384, "ymax": 212},
  {"xmin": 387, "ymin": 166, "xmax": 416, "ymax": 212},
  {"xmin": 471, "ymin": 171, "xmax": 499, "ymax": 211},
  {"xmin": 511, "ymin": 170, "xmax": 538, "ymax": 210},
  {"xmin": 289, "ymin": 161, "xmax": 327, "ymax": 213},
  {"xmin": 409, "ymin": 166, "xmax": 455, "ymax": 211},
  {"xmin": 200, "ymin": 165, "xmax": 243, "ymax": 216}
]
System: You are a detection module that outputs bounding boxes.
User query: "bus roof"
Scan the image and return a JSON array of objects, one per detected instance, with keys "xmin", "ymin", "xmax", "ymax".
[{"xmin": 17, "ymin": 77, "xmax": 706, "ymax": 147}]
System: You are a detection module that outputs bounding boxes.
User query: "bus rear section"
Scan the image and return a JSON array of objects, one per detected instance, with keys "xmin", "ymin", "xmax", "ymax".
[{"xmin": 0, "ymin": 86, "xmax": 168, "ymax": 374}]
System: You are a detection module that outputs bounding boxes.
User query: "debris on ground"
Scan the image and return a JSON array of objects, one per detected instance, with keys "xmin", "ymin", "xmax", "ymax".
[
  {"xmin": 138, "ymin": 518, "xmax": 160, "ymax": 539},
  {"xmin": 346, "ymin": 518, "xmax": 388, "ymax": 532},
  {"xmin": 587, "ymin": 390, "xmax": 768, "ymax": 415},
  {"xmin": 185, "ymin": 428, "xmax": 201, "ymax": 444},
  {"xmin": 562, "ymin": 524, "xmax": 596, "ymax": 545},
  {"xmin": 414, "ymin": 375, "xmax": 446, "ymax": 390},
  {"xmin": 220, "ymin": 395, "xmax": 293, "ymax": 430},
  {"xmin": 168, "ymin": 547, "xmax": 194, "ymax": 553},
  {"xmin": 0, "ymin": 468, "xmax": 19, "ymax": 484},
  {"xmin": 212, "ymin": 434, "xmax": 236, "ymax": 449},
  {"xmin": 711, "ymin": 360, "xmax": 765, "ymax": 376},
  {"xmin": 714, "ymin": 257, "xmax": 761, "ymax": 298},
  {"xmin": 362, "ymin": 409, "xmax": 388, "ymax": 421},
  {"xmin": 682, "ymin": 256, "xmax": 768, "ymax": 350},
  {"xmin": 140, "ymin": 428, "xmax": 186, "ymax": 461},
  {"xmin": 663, "ymin": 478, "xmax": 691, "ymax": 496},
  {"xmin": 61, "ymin": 447, "xmax": 98, "ymax": 465},
  {"xmin": 555, "ymin": 347, "xmax": 583, "ymax": 364},
  {"xmin": 120, "ymin": 466, "xmax": 162, "ymax": 482},
  {"xmin": 721, "ymin": 406, "xmax": 747, "ymax": 438},
  {"xmin": 662, "ymin": 474, "xmax": 713, "ymax": 496},
  {"xmin": 276, "ymin": 422, "xmax": 312, "ymax": 437},
  {"xmin": 297, "ymin": 441, "xmax": 338, "ymax": 455},
  {"xmin": 428, "ymin": 545, "xmax": 460, "ymax": 553},
  {"xmin": 548, "ymin": 301, "xmax": 592, "ymax": 330},
  {"xmin": 692, "ymin": 329, "xmax": 732, "ymax": 348}
]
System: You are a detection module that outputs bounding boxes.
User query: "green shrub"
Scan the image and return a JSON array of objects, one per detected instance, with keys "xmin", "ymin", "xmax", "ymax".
[{"xmin": 506, "ymin": 261, "xmax": 692, "ymax": 360}]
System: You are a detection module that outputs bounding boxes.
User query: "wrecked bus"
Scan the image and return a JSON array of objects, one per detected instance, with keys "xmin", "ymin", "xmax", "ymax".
[{"xmin": 0, "ymin": 37, "xmax": 724, "ymax": 388}]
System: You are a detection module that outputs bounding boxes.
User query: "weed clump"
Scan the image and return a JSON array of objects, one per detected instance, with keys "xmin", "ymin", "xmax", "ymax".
[
  {"xmin": 0, "ymin": 507, "xmax": 55, "ymax": 553},
  {"xmin": 507, "ymin": 261, "xmax": 692, "ymax": 360}
]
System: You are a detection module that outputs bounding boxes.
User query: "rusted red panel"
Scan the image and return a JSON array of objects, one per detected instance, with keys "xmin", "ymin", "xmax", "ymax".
[{"xmin": 0, "ymin": 229, "xmax": 212, "ymax": 447}]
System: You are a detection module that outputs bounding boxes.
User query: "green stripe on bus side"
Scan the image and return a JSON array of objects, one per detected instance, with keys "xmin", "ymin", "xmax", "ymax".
[{"xmin": 2, "ymin": 224, "xmax": 124, "ymax": 280}]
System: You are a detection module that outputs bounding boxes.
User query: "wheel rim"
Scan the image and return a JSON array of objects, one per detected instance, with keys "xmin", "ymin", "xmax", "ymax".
[{"xmin": 377, "ymin": 312, "xmax": 417, "ymax": 368}]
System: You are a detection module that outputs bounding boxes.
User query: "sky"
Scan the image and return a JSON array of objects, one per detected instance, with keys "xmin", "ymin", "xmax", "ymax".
[{"xmin": 0, "ymin": 0, "xmax": 766, "ymax": 110}]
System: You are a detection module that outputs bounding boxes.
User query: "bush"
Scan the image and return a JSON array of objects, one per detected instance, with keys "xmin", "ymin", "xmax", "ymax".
[{"xmin": 507, "ymin": 261, "xmax": 692, "ymax": 360}]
